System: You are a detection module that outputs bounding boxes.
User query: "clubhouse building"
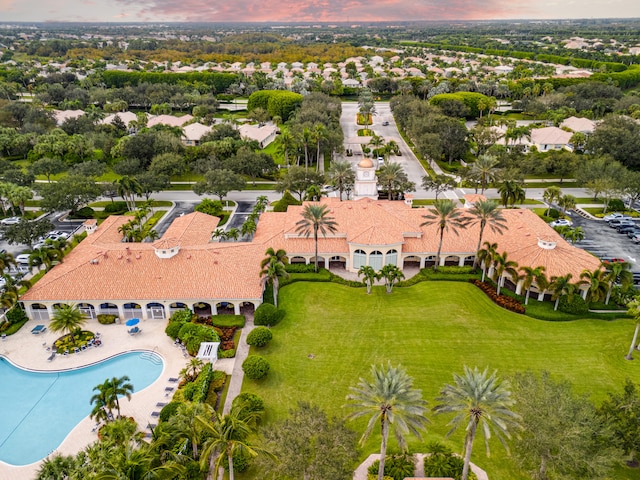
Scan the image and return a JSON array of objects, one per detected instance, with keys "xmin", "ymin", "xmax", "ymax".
[{"xmin": 20, "ymin": 198, "xmax": 601, "ymax": 322}]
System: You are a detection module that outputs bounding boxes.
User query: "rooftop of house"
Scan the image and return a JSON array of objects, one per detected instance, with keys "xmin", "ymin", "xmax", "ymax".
[{"xmin": 530, "ymin": 126, "xmax": 573, "ymax": 146}]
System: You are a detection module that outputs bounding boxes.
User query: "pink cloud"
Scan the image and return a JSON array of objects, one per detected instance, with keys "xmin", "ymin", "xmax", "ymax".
[{"xmin": 112, "ymin": 0, "xmax": 537, "ymax": 22}]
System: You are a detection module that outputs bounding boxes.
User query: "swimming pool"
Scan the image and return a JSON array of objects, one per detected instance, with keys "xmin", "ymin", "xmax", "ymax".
[{"xmin": 0, "ymin": 351, "xmax": 164, "ymax": 466}]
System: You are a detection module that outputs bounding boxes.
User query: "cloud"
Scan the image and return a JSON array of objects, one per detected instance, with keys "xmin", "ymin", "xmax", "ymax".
[{"xmin": 111, "ymin": 0, "xmax": 538, "ymax": 22}]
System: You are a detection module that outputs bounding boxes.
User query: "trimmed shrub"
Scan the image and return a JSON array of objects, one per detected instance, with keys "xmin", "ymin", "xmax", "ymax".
[
  {"xmin": 165, "ymin": 321, "xmax": 184, "ymax": 339},
  {"xmin": 72, "ymin": 206, "xmax": 95, "ymax": 219},
  {"xmin": 211, "ymin": 315, "xmax": 245, "ymax": 328},
  {"xmin": 232, "ymin": 392, "xmax": 265, "ymax": 415},
  {"xmin": 183, "ymin": 382, "xmax": 198, "ymax": 401},
  {"xmin": 329, "ymin": 273, "xmax": 366, "ymax": 287},
  {"xmin": 246, "ymin": 327, "xmax": 273, "ymax": 347},
  {"xmin": 273, "ymin": 190, "xmax": 302, "ymax": 212},
  {"xmin": 368, "ymin": 454, "xmax": 416, "ymax": 480},
  {"xmin": 6, "ymin": 307, "xmax": 28, "ymax": 325},
  {"xmin": 159, "ymin": 401, "xmax": 181, "ymax": 422},
  {"xmin": 191, "ymin": 364, "xmax": 214, "ymax": 403},
  {"xmin": 97, "ymin": 314, "xmax": 117, "ymax": 325},
  {"xmin": 608, "ymin": 199, "xmax": 625, "ymax": 212},
  {"xmin": 242, "ymin": 355, "xmax": 270, "ymax": 380},
  {"xmin": 558, "ymin": 295, "xmax": 589, "ymax": 315},
  {"xmin": 195, "ymin": 198, "xmax": 224, "ymax": 217},
  {"xmin": 548, "ymin": 208, "xmax": 561, "ymax": 219},
  {"xmin": 219, "ymin": 348, "xmax": 236, "ymax": 358},
  {"xmin": 285, "ymin": 263, "xmax": 316, "ymax": 273},
  {"xmin": 170, "ymin": 308, "xmax": 194, "ymax": 323},
  {"xmin": 254, "ymin": 303, "xmax": 283, "ymax": 326},
  {"xmin": 104, "ymin": 201, "xmax": 128, "ymax": 213},
  {"xmin": 178, "ymin": 323, "xmax": 220, "ymax": 355},
  {"xmin": 211, "ymin": 370, "xmax": 226, "ymax": 391}
]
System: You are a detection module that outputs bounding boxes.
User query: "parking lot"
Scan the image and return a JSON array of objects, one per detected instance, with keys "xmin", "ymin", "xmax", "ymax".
[{"xmin": 571, "ymin": 214, "xmax": 640, "ymax": 272}]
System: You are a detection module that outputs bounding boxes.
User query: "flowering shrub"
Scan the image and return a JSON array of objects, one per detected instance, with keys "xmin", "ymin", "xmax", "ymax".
[{"xmin": 470, "ymin": 280, "xmax": 526, "ymax": 314}]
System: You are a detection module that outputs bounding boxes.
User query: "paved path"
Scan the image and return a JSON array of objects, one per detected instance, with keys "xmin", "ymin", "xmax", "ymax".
[
  {"xmin": 353, "ymin": 453, "xmax": 489, "ymax": 480},
  {"xmin": 222, "ymin": 312, "xmax": 255, "ymax": 414}
]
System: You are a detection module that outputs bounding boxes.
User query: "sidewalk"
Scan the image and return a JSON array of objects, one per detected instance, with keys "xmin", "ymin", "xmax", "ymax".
[{"xmin": 221, "ymin": 312, "xmax": 255, "ymax": 414}]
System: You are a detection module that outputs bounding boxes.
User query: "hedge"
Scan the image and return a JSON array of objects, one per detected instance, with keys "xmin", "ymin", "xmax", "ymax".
[
  {"xmin": 254, "ymin": 303, "xmax": 284, "ymax": 326},
  {"xmin": 191, "ymin": 363, "xmax": 214, "ymax": 403},
  {"xmin": 211, "ymin": 315, "xmax": 245, "ymax": 328},
  {"xmin": 102, "ymin": 70, "xmax": 238, "ymax": 91},
  {"xmin": 97, "ymin": 314, "xmax": 117, "ymax": 325},
  {"xmin": 159, "ymin": 401, "xmax": 181, "ymax": 422},
  {"xmin": 247, "ymin": 90, "xmax": 303, "ymax": 122}
]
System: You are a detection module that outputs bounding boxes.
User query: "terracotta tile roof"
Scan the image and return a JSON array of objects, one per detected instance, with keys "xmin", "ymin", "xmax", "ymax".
[{"xmin": 161, "ymin": 212, "xmax": 219, "ymax": 245}]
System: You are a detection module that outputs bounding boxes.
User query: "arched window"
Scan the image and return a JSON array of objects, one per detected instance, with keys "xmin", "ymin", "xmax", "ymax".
[
  {"xmin": 353, "ymin": 249, "xmax": 366, "ymax": 269},
  {"xmin": 370, "ymin": 251, "xmax": 383, "ymax": 271},
  {"xmin": 385, "ymin": 249, "xmax": 398, "ymax": 266}
]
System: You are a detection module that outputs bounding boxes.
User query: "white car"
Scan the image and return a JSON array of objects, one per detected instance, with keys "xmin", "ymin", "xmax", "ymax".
[
  {"xmin": 603, "ymin": 212, "xmax": 631, "ymax": 222},
  {"xmin": 15, "ymin": 254, "xmax": 30, "ymax": 264},
  {"xmin": 0, "ymin": 216, "xmax": 21, "ymax": 225},
  {"xmin": 550, "ymin": 219, "xmax": 573, "ymax": 228}
]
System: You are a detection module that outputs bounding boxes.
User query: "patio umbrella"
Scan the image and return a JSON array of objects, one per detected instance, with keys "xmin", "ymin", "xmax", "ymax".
[{"xmin": 125, "ymin": 318, "xmax": 140, "ymax": 327}]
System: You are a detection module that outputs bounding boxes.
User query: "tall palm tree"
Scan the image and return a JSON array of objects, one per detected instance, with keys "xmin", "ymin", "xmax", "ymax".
[
  {"xmin": 379, "ymin": 264, "xmax": 404, "ymax": 294},
  {"xmin": 163, "ymin": 402, "xmax": 211, "ymax": 460},
  {"xmin": 7, "ymin": 185, "xmax": 33, "ymax": 217},
  {"xmin": 468, "ymin": 200, "xmax": 507, "ymax": 270},
  {"xmin": 260, "ymin": 257, "xmax": 289, "ymax": 308},
  {"xmin": 49, "ymin": 304, "xmax": 87, "ymax": 344},
  {"xmin": 91, "ymin": 379, "xmax": 115, "ymax": 422},
  {"xmin": 421, "ymin": 199, "xmax": 469, "ymax": 272},
  {"xmin": 549, "ymin": 274, "xmax": 576, "ymax": 311},
  {"xmin": 328, "ymin": 160, "xmax": 355, "ymax": 201},
  {"xmin": 313, "ymin": 122, "xmax": 327, "ymax": 172},
  {"xmin": 542, "ymin": 186, "xmax": 562, "ymax": 216},
  {"xmin": 625, "ymin": 298, "xmax": 640, "ymax": 360},
  {"xmin": 604, "ymin": 261, "xmax": 632, "ymax": 305},
  {"xmin": 345, "ymin": 363, "xmax": 429, "ymax": 480},
  {"xmin": 434, "ymin": 366, "xmax": 520, "ymax": 480},
  {"xmin": 29, "ymin": 246, "xmax": 62, "ymax": 272},
  {"xmin": 300, "ymin": 127, "xmax": 313, "ymax": 170},
  {"xmin": 558, "ymin": 194, "xmax": 576, "ymax": 216},
  {"xmin": 476, "ymin": 241, "xmax": 498, "ymax": 282},
  {"xmin": 358, "ymin": 265, "xmax": 380, "ymax": 295},
  {"xmin": 470, "ymin": 155, "xmax": 499, "ymax": 194},
  {"xmin": 519, "ymin": 266, "xmax": 546, "ymax": 305},
  {"xmin": 198, "ymin": 404, "xmax": 270, "ymax": 480},
  {"xmin": 295, "ymin": 203, "xmax": 338, "ymax": 273},
  {"xmin": 115, "ymin": 176, "xmax": 142, "ymax": 212},
  {"xmin": 377, "ymin": 162, "xmax": 409, "ymax": 201},
  {"xmin": 275, "ymin": 130, "xmax": 296, "ymax": 166},
  {"xmin": 107, "ymin": 376, "xmax": 134, "ymax": 419},
  {"xmin": 579, "ymin": 268, "xmax": 609, "ymax": 304},
  {"xmin": 492, "ymin": 251, "xmax": 518, "ymax": 295},
  {"xmin": 498, "ymin": 180, "xmax": 526, "ymax": 208},
  {"xmin": 0, "ymin": 250, "xmax": 16, "ymax": 272}
]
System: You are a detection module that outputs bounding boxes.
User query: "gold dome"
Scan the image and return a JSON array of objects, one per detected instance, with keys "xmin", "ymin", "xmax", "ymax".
[{"xmin": 358, "ymin": 157, "xmax": 374, "ymax": 168}]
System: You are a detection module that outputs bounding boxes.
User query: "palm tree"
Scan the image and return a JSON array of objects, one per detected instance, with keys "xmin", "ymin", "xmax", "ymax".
[
  {"xmin": 377, "ymin": 162, "xmax": 409, "ymax": 201},
  {"xmin": 107, "ymin": 376, "xmax": 134, "ymax": 419},
  {"xmin": 542, "ymin": 186, "xmax": 562, "ymax": 216},
  {"xmin": 492, "ymin": 251, "xmax": 519, "ymax": 295},
  {"xmin": 476, "ymin": 241, "xmax": 498, "ymax": 282},
  {"xmin": 313, "ymin": 123, "xmax": 327, "ymax": 172},
  {"xmin": 421, "ymin": 199, "xmax": 469, "ymax": 271},
  {"xmin": 498, "ymin": 180, "xmax": 526, "ymax": 208},
  {"xmin": 328, "ymin": 160, "xmax": 355, "ymax": 201},
  {"xmin": 434, "ymin": 366, "xmax": 520, "ymax": 480},
  {"xmin": 520, "ymin": 266, "xmax": 546, "ymax": 305},
  {"xmin": 300, "ymin": 127, "xmax": 313, "ymax": 170},
  {"xmin": 579, "ymin": 268, "xmax": 609, "ymax": 304},
  {"xmin": 115, "ymin": 176, "xmax": 142, "ymax": 211},
  {"xmin": 7, "ymin": 185, "xmax": 33, "ymax": 217},
  {"xmin": 625, "ymin": 297, "xmax": 640, "ymax": 360},
  {"xmin": 470, "ymin": 155, "xmax": 499, "ymax": 194},
  {"xmin": 260, "ymin": 257, "xmax": 289, "ymax": 308},
  {"xmin": 163, "ymin": 402, "xmax": 211, "ymax": 460},
  {"xmin": 468, "ymin": 200, "xmax": 507, "ymax": 270},
  {"xmin": 275, "ymin": 130, "xmax": 296, "ymax": 166},
  {"xmin": 558, "ymin": 194, "xmax": 576, "ymax": 216},
  {"xmin": 379, "ymin": 264, "xmax": 405, "ymax": 294},
  {"xmin": 604, "ymin": 261, "xmax": 633, "ymax": 305},
  {"xmin": 295, "ymin": 203, "xmax": 338, "ymax": 273},
  {"xmin": 260, "ymin": 247, "xmax": 288, "ymax": 270},
  {"xmin": 49, "ymin": 304, "xmax": 87, "ymax": 344},
  {"xmin": 549, "ymin": 273, "xmax": 576, "ymax": 311},
  {"xmin": 29, "ymin": 246, "xmax": 62, "ymax": 272},
  {"xmin": 91, "ymin": 379, "xmax": 115, "ymax": 422},
  {"xmin": 0, "ymin": 250, "xmax": 16, "ymax": 272},
  {"xmin": 198, "ymin": 404, "xmax": 270, "ymax": 480},
  {"xmin": 180, "ymin": 357, "xmax": 205, "ymax": 382},
  {"xmin": 345, "ymin": 363, "xmax": 429, "ymax": 480},
  {"xmin": 358, "ymin": 265, "xmax": 379, "ymax": 294}
]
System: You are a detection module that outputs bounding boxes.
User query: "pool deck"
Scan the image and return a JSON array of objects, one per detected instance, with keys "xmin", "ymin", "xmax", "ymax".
[{"xmin": 0, "ymin": 317, "xmax": 233, "ymax": 480}]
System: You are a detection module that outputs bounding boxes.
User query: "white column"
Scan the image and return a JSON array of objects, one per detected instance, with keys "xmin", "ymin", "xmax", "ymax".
[
  {"xmin": 458, "ymin": 256, "xmax": 465, "ymax": 267},
  {"xmin": 515, "ymin": 279, "xmax": 524, "ymax": 295},
  {"xmin": 324, "ymin": 257, "xmax": 329, "ymax": 269},
  {"xmin": 537, "ymin": 290, "xmax": 546, "ymax": 301},
  {"xmin": 581, "ymin": 288, "xmax": 588, "ymax": 300},
  {"xmin": 439, "ymin": 256, "xmax": 446, "ymax": 267},
  {"xmin": 211, "ymin": 303, "xmax": 218, "ymax": 315},
  {"xmin": 419, "ymin": 257, "xmax": 426, "ymax": 268},
  {"xmin": 234, "ymin": 303, "xmax": 241, "ymax": 315}
]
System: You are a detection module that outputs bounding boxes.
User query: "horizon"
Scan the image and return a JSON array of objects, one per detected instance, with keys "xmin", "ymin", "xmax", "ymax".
[{"xmin": 0, "ymin": 0, "xmax": 639, "ymax": 24}]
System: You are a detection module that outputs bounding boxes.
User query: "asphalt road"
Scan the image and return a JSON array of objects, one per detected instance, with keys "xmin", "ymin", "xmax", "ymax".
[{"xmin": 571, "ymin": 215, "xmax": 640, "ymax": 271}]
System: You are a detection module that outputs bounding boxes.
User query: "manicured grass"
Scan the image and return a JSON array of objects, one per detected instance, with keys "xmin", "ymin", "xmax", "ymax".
[
  {"xmin": 574, "ymin": 197, "xmax": 605, "ymax": 204},
  {"xmin": 242, "ymin": 281, "xmax": 640, "ymax": 480},
  {"xmin": 88, "ymin": 200, "xmax": 173, "ymax": 208},
  {"xmin": 524, "ymin": 181, "xmax": 580, "ymax": 188},
  {"xmin": 520, "ymin": 198, "xmax": 543, "ymax": 205}
]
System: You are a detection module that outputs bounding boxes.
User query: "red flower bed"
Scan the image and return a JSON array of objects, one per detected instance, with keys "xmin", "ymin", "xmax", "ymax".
[
  {"xmin": 214, "ymin": 326, "xmax": 237, "ymax": 350},
  {"xmin": 470, "ymin": 280, "xmax": 526, "ymax": 314}
]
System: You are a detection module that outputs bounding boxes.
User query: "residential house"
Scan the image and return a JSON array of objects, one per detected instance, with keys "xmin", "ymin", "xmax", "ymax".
[
  {"xmin": 530, "ymin": 127, "xmax": 573, "ymax": 152},
  {"xmin": 182, "ymin": 122, "xmax": 213, "ymax": 146},
  {"xmin": 238, "ymin": 122, "xmax": 278, "ymax": 148}
]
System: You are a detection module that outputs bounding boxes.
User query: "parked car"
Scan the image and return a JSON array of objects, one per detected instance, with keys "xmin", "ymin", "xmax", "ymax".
[
  {"xmin": 617, "ymin": 225, "xmax": 639, "ymax": 234},
  {"xmin": 608, "ymin": 218, "xmax": 635, "ymax": 228},
  {"xmin": 626, "ymin": 228, "xmax": 640, "ymax": 238},
  {"xmin": 603, "ymin": 212, "xmax": 630, "ymax": 221},
  {"xmin": 15, "ymin": 253, "xmax": 30, "ymax": 264},
  {"xmin": 600, "ymin": 256, "xmax": 627, "ymax": 264},
  {"xmin": 47, "ymin": 232, "xmax": 70, "ymax": 241},
  {"xmin": 549, "ymin": 219, "xmax": 573, "ymax": 227},
  {"xmin": 0, "ymin": 216, "xmax": 20, "ymax": 225}
]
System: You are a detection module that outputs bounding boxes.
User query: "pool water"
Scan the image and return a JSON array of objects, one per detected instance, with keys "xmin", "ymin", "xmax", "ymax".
[{"xmin": 0, "ymin": 351, "xmax": 164, "ymax": 466}]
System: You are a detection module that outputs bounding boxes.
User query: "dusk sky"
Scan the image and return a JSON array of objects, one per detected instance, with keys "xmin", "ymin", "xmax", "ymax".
[{"xmin": 0, "ymin": 0, "xmax": 639, "ymax": 23}]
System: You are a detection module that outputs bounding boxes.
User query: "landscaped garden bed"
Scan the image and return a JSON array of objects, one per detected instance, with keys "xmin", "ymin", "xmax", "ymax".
[{"xmin": 469, "ymin": 279, "xmax": 526, "ymax": 314}]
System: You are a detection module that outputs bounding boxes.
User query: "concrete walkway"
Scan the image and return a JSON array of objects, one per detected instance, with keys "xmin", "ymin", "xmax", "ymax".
[{"xmin": 221, "ymin": 312, "xmax": 255, "ymax": 414}]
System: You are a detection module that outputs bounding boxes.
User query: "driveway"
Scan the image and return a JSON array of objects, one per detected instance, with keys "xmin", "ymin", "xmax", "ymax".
[{"xmin": 340, "ymin": 102, "xmax": 429, "ymax": 196}]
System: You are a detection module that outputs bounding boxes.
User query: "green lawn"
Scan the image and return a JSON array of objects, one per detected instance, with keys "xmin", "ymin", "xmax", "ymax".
[{"xmin": 242, "ymin": 281, "xmax": 640, "ymax": 480}]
